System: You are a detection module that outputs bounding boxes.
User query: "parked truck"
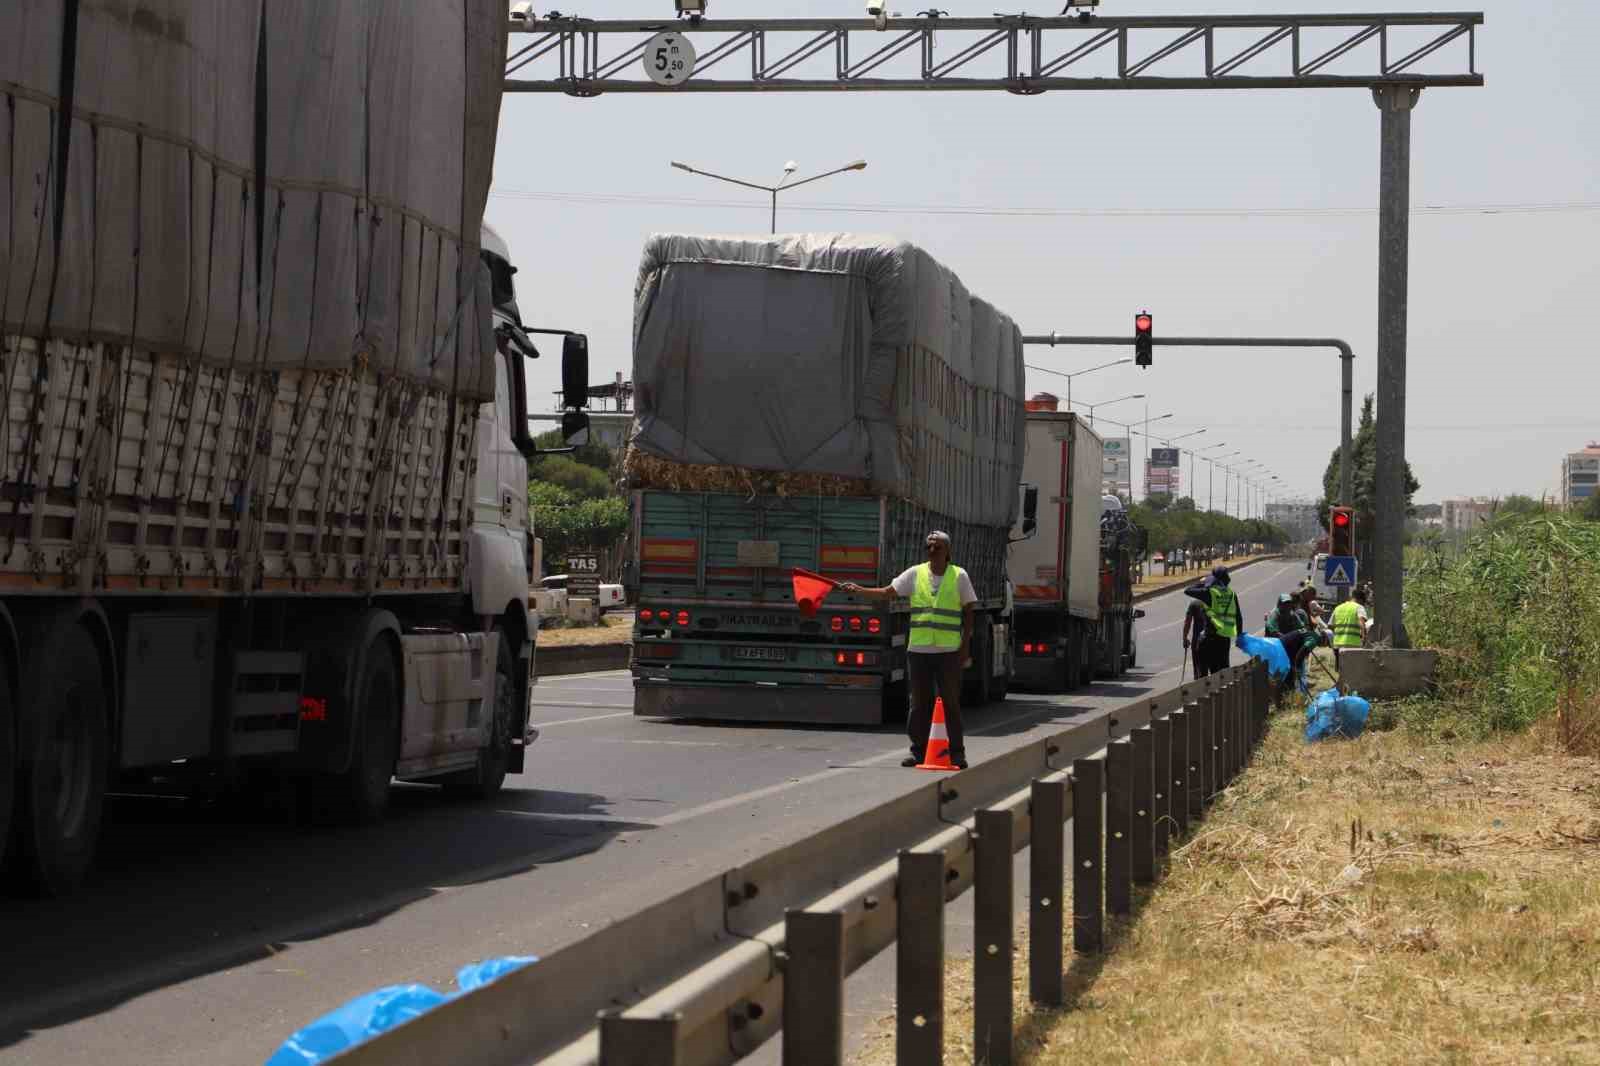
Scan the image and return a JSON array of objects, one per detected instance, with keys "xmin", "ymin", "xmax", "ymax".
[
  {"xmin": 1009, "ymin": 409, "xmax": 1143, "ymax": 690},
  {"xmin": 0, "ymin": 1, "xmax": 588, "ymax": 895},
  {"xmin": 624, "ymin": 235, "xmax": 1035, "ymax": 724}
]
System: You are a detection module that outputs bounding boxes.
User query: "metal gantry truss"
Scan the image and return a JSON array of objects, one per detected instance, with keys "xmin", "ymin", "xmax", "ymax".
[{"xmin": 505, "ymin": 12, "xmax": 1483, "ymax": 95}]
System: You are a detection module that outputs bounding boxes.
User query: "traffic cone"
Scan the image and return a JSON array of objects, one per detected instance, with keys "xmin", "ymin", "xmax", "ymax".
[
  {"xmin": 916, "ymin": 697, "xmax": 957, "ymax": 771},
  {"xmin": 791, "ymin": 567, "xmax": 837, "ymax": 618}
]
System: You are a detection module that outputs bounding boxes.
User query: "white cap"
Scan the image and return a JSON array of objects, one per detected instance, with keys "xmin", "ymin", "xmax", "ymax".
[{"xmin": 926, "ymin": 530, "xmax": 951, "ymax": 546}]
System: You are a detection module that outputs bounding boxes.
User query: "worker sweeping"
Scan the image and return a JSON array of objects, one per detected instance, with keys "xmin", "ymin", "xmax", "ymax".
[{"xmin": 842, "ymin": 530, "xmax": 975, "ymax": 770}]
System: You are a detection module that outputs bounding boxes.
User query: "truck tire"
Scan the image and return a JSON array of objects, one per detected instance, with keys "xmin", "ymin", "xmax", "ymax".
[
  {"xmin": 338, "ymin": 638, "xmax": 399, "ymax": 824},
  {"xmin": 444, "ymin": 627, "xmax": 515, "ymax": 800},
  {"xmin": 12, "ymin": 624, "xmax": 108, "ymax": 897},
  {"xmin": 0, "ymin": 657, "xmax": 14, "ymax": 873},
  {"xmin": 962, "ymin": 621, "xmax": 991, "ymax": 708}
]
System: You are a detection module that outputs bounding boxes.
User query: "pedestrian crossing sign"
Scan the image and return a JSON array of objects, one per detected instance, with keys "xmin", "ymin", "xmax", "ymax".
[{"xmin": 1324, "ymin": 555, "xmax": 1358, "ymax": 586}]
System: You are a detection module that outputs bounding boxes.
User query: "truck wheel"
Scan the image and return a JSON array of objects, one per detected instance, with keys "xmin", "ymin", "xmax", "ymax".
[
  {"xmin": 339, "ymin": 638, "xmax": 399, "ymax": 824},
  {"xmin": 0, "ymin": 657, "xmax": 14, "ymax": 872},
  {"xmin": 12, "ymin": 625, "xmax": 108, "ymax": 897},
  {"xmin": 444, "ymin": 627, "xmax": 515, "ymax": 800}
]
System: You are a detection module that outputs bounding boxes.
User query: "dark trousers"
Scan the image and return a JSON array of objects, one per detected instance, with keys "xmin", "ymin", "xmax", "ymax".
[
  {"xmin": 907, "ymin": 651, "xmax": 965, "ymax": 760},
  {"xmin": 1200, "ymin": 634, "xmax": 1231, "ymax": 676}
]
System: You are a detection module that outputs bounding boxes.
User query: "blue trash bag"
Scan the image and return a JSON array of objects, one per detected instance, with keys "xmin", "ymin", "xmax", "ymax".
[
  {"xmin": 1235, "ymin": 632, "xmax": 1291, "ymax": 681},
  {"xmin": 265, "ymin": 956, "xmax": 536, "ymax": 1065},
  {"xmin": 1304, "ymin": 688, "xmax": 1372, "ymax": 742}
]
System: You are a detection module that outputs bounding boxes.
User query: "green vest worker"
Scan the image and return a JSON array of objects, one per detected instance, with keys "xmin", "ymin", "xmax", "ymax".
[
  {"xmin": 841, "ymin": 530, "xmax": 976, "ymax": 770},
  {"xmin": 1330, "ymin": 587, "xmax": 1371, "ymax": 662},
  {"xmin": 1184, "ymin": 566, "xmax": 1242, "ymax": 674}
]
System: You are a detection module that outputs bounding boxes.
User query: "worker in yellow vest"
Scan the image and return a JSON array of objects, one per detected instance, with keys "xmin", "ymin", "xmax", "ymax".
[
  {"xmin": 1184, "ymin": 566, "xmax": 1242, "ymax": 675},
  {"xmin": 842, "ymin": 530, "xmax": 976, "ymax": 770},
  {"xmin": 1330, "ymin": 585, "xmax": 1371, "ymax": 666}
]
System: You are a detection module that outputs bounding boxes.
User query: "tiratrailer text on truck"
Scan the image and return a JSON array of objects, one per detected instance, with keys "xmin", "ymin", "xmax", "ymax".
[
  {"xmin": 0, "ymin": 1, "xmax": 587, "ymax": 895},
  {"xmin": 623, "ymin": 235, "xmax": 1036, "ymax": 724}
]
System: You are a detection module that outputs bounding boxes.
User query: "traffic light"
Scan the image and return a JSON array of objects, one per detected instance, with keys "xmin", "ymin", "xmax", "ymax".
[
  {"xmin": 1134, "ymin": 311, "xmax": 1153, "ymax": 367},
  {"xmin": 1329, "ymin": 506, "xmax": 1354, "ymax": 556}
]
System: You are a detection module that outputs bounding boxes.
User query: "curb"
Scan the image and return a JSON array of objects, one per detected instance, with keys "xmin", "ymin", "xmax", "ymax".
[
  {"xmin": 1132, "ymin": 554, "xmax": 1283, "ymax": 604},
  {"xmin": 537, "ymin": 642, "xmax": 632, "ymax": 676}
]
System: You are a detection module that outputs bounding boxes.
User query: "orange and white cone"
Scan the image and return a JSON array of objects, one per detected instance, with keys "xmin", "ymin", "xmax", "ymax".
[{"xmin": 916, "ymin": 697, "xmax": 957, "ymax": 771}]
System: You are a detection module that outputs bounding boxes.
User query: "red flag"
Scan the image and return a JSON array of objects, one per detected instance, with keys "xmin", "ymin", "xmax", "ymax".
[{"xmin": 791, "ymin": 567, "xmax": 837, "ymax": 617}]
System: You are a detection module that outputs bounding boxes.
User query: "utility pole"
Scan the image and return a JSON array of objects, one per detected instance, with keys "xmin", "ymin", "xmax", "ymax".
[{"xmin": 1373, "ymin": 84, "xmax": 1421, "ymax": 647}]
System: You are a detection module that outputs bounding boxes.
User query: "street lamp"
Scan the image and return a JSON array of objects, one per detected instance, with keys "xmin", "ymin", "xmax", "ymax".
[
  {"xmin": 670, "ymin": 158, "xmax": 868, "ymax": 234},
  {"xmin": 1025, "ymin": 357, "xmax": 1132, "ymax": 410},
  {"xmin": 1079, "ymin": 392, "xmax": 1145, "ymax": 427}
]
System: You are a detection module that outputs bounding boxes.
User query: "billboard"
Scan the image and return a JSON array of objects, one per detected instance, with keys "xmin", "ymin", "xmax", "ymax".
[
  {"xmin": 1102, "ymin": 437, "xmax": 1132, "ymax": 495},
  {"xmin": 1150, "ymin": 447, "xmax": 1180, "ymax": 468}
]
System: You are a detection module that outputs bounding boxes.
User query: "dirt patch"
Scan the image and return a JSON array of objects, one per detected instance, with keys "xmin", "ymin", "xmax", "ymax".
[
  {"xmin": 853, "ymin": 715, "xmax": 1600, "ymax": 1065},
  {"xmin": 536, "ymin": 613, "xmax": 633, "ymax": 648}
]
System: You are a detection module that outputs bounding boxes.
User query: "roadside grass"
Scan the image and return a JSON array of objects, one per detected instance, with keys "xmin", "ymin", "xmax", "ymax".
[
  {"xmin": 536, "ymin": 613, "xmax": 633, "ymax": 647},
  {"xmin": 853, "ymin": 710, "xmax": 1600, "ymax": 1066},
  {"xmin": 1137, "ymin": 553, "xmax": 1275, "ymax": 595}
]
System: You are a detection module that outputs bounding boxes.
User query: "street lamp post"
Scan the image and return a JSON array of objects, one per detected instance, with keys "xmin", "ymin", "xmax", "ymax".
[
  {"xmin": 670, "ymin": 158, "xmax": 868, "ymax": 234},
  {"xmin": 1024, "ymin": 358, "xmax": 1132, "ymax": 411},
  {"xmin": 1080, "ymin": 393, "xmax": 1145, "ymax": 428}
]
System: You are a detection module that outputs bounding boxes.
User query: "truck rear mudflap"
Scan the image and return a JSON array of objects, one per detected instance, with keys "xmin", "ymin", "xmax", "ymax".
[{"xmin": 633, "ymin": 679, "xmax": 884, "ymax": 725}]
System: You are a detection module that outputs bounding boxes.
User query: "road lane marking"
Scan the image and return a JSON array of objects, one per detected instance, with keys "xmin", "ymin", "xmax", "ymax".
[
  {"xmin": 533, "ymin": 711, "xmax": 634, "ymax": 727},
  {"xmin": 530, "ymin": 701, "xmax": 634, "ymax": 709}
]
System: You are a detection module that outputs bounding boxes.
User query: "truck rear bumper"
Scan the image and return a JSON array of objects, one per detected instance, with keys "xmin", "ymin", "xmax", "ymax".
[{"xmin": 633, "ymin": 679, "xmax": 883, "ymax": 725}]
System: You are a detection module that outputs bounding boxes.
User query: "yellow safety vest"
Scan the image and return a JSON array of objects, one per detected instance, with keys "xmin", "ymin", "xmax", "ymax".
[
  {"xmin": 910, "ymin": 564, "xmax": 965, "ymax": 651},
  {"xmin": 1206, "ymin": 585, "xmax": 1238, "ymax": 639},
  {"xmin": 1331, "ymin": 601, "xmax": 1365, "ymax": 648}
]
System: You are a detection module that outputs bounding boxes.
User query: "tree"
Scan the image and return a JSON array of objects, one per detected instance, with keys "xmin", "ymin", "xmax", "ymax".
[
  {"xmin": 1318, "ymin": 393, "xmax": 1420, "ymax": 567},
  {"xmin": 1494, "ymin": 494, "xmax": 1544, "ymax": 517},
  {"xmin": 1146, "ymin": 493, "xmax": 1174, "ymax": 513},
  {"xmin": 1581, "ymin": 493, "xmax": 1600, "ymax": 522},
  {"xmin": 528, "ymin": 481, "xmax": 628, "ymax": 558},
  {"xmin": 1172, "ymin": 496, "xmax": 1197, "ymax": 512}
]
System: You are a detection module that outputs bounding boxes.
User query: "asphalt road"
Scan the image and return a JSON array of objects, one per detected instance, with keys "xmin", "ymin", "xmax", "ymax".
[{"xmin": 0, "ymin": 559, "xmax": 1304, "ymax": 1066}]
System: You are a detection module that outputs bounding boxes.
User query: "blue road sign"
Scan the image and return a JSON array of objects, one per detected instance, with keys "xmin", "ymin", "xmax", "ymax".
[{"xmin": 1324, "ymin": 555, "xmax": 1358, "ymax": 587}]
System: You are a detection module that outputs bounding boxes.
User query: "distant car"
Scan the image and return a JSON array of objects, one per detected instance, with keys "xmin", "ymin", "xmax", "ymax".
[{"xmin": 541, "ymin": 573, "xmax": 626, "ymax": 611}]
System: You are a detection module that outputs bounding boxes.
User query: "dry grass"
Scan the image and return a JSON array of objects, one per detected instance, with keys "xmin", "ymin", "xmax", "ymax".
[
  {"xmin": 1136, "ymin": 554, "xmax": 1273, "ymax": 595},
  {"xmin": 536, "ymin": 613, "xmax": 633, "ymax": 647},
  {"xmin": 853, "ymin": 714, "xmax": 1600, "ymax": 1066}
]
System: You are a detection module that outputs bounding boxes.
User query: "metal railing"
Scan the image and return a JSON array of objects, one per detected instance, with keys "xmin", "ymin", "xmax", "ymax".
[{"xmin": 332, "ymin": 659, "xmax": 1271, "ymax": 1066}]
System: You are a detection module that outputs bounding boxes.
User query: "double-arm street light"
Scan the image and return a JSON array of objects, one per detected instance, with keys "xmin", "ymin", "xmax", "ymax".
[
  {"xmin": 1079, "ymin": 392, "xmax": 1145, "ymax": 428},
  {"xmin": 1024, "ymin": 357, "xmax": 1132, "ymax": 410},
  {"xmin": 670, "ymin": 158, "xmax": 868, "ymax": 234}
]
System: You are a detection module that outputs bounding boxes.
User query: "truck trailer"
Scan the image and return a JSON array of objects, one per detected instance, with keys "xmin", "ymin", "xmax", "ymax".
[
  {"xmin": 625, "ymin": 235, "xmax": 1034, "ymax": 724},
  {"xmin": 0, "ymin": 1, "xmax": 587, "ymax": 895},
  {"xmin": 1008, "ymin": 409, "xmax": 1143, "ymax": 690}
]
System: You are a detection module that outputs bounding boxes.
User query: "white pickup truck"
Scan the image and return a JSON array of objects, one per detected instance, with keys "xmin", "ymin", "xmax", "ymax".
[{"xmin": 540, "ymin": 574, "xmax": 626, "ymax": 612}]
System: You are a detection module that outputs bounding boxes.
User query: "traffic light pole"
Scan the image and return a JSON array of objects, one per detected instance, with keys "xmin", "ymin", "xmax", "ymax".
[{"xmin": 1023, "ymin": 334, "xmax": 1356, "ymax": 512}]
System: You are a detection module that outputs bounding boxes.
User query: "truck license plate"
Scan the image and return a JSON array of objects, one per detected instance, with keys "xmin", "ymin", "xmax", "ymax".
[{"xmin": 732, "ymin": 646, "xmax": 787, "ymax": 662}]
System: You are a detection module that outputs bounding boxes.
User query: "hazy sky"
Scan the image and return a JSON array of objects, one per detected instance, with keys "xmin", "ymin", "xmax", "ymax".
[{"xmin": 486, "ymin": 1, "xmax": 1599, "ymax": 506}]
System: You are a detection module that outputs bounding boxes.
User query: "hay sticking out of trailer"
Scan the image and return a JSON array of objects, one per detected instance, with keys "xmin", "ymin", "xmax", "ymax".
[{"xmin": 623, "ymin": 445, "xmax": 875, "ymax": 499}]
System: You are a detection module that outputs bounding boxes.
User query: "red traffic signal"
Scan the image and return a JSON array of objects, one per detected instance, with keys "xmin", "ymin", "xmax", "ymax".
[
  {"xmin": 1329, "ymin": 506, "xmax": 1355, "ymax": 555},
  {"xmin": 1134, "ymin": 311, "xmax": 1153, "ymax": 367},
  {"xmin": 1135, "ymin": 314, "xmax": 1152, "ymax": 331},
  {"xmin": 1332, "ymin": 511, "xmax": 1350, "ymax": 528}
]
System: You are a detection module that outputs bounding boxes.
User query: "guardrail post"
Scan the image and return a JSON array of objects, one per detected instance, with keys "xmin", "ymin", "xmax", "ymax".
[
  {"xmin": 1184, "ymin": 699, "xmax": 1204, "ymax": 824},
  {"xmin": 1131, "ymin": 726, "xmax": 1155, "ymax": 885},
  {"xmin": 974, "ymin": 809, "xmax": 1015, "ymax": 1066},
  {"xmin": 1029, "ymin": 776, "xmax": 1067, "ymax": 1006},
  {"xmin": 897, "ymin": 850, "xmax": 946, "ymax": 1064},
  {"xmin": 1151, "ymin": 714, "xmax": 1174, "ymax": 863},
  {"xmin": 783, "ymin": 910, "xmax": 845, "ymax": 1066},
  {"xmin": 1255, "ymin": 661, "xmax": 1269, "ymax": 742},
  {"xmin": 1200, "ymin": 691, "xmax": 1217, "ymax": 806},
  {"xmin": 1105, "ymin": 740, "xmax": 1133, "ymax": 915},
  {"xmin": 1218, "ymin": 682, "xmax": 1234, "ymax": 787},
  {"xmin": 600, "ymin": 1010, "xmax": 681, "ymax": 1066},
  {"xmin": 1072, "ymin": 758, "xmax": 1103, "ymax": 953}
]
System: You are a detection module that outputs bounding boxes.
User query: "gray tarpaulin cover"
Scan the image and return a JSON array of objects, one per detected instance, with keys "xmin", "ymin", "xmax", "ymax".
[
  {"xmin": 632, "ymin": 234, "xmax": 1026, "ymax": 528},
  {"xmin": 0, "ymin": 0, "xmax": 505, "ymax": 399}
]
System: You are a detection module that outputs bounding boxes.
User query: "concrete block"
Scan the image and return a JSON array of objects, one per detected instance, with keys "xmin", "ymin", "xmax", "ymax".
[
  {"xmin": 1339, "ymin": 649, "xmax": 1438, "ymax": 699},
  {"xmin": 568, "ymin": 597, "xmax": 600, "ymax": 625}
]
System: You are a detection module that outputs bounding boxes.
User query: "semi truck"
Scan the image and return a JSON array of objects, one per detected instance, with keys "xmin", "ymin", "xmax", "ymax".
[
  {"xmin": 624, "ymin": 235, "xmax": 1034, "ymax": 724},
  {"xmin": 1008, "ymin": 408, "xmax": 1143, "ymax": 690},
  {"xmin": 0, "ymin": 1, "xmax": 587, "ymax": 895}
]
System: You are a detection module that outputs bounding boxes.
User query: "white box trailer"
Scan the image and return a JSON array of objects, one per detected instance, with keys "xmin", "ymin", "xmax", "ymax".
[{"xmin": 1008, "ymin": 411, "xmax": 1124, "ymax": 689}]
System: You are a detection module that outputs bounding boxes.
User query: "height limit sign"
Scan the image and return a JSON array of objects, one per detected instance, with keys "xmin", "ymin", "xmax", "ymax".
[{"xmin": 644, "ymin": 32, "xmax": 696, "ymax": 86}]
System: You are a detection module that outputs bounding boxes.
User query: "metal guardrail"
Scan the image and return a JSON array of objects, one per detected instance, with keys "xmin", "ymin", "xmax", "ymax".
[{"xmin": 332, "ymin": 660, "xmax": 1270, "ymax": 1066}]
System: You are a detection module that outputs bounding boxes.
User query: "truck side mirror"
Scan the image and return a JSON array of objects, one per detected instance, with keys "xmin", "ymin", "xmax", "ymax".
[
  {"xmin": 562, "ymin": 334, "xmax": 589, "ymax": 409},
  {"xmin": 1021, "ymin": 485, "xmax": 1039, "ymax": 537},
  {"xmin": 562, "ymin": 409, "xmax": 591, "ymax": 448}
]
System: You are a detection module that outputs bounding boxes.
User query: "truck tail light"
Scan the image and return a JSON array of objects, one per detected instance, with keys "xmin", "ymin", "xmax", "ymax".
[
  {"xmin": 1022, "ymin": 642, "xmax": 1034, "ymax": 654},
  {"xmin": 867, "ymin": 617, "xmax": 881, "ymax": 634},
  {"xmin": 830, "ymin": 616, "xmax": 843, "ymax": 633},
  {"xmin": 636, "ymin": 643, "xmax": 680, "ymax": 660},
  {"xmin": 676, "ymin": 610, "xmax": 690, "ymax": 626},
  {"xmin": 638, "ymin": 608, "xmax": 654, "ymax": 622},
  {"xmin": 834, "ymin": 651, "xmax": 879, "ymax": 666},
  {"xmin": 849, "ymin": 616, "xmax": 862, "ymax": 632}
]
